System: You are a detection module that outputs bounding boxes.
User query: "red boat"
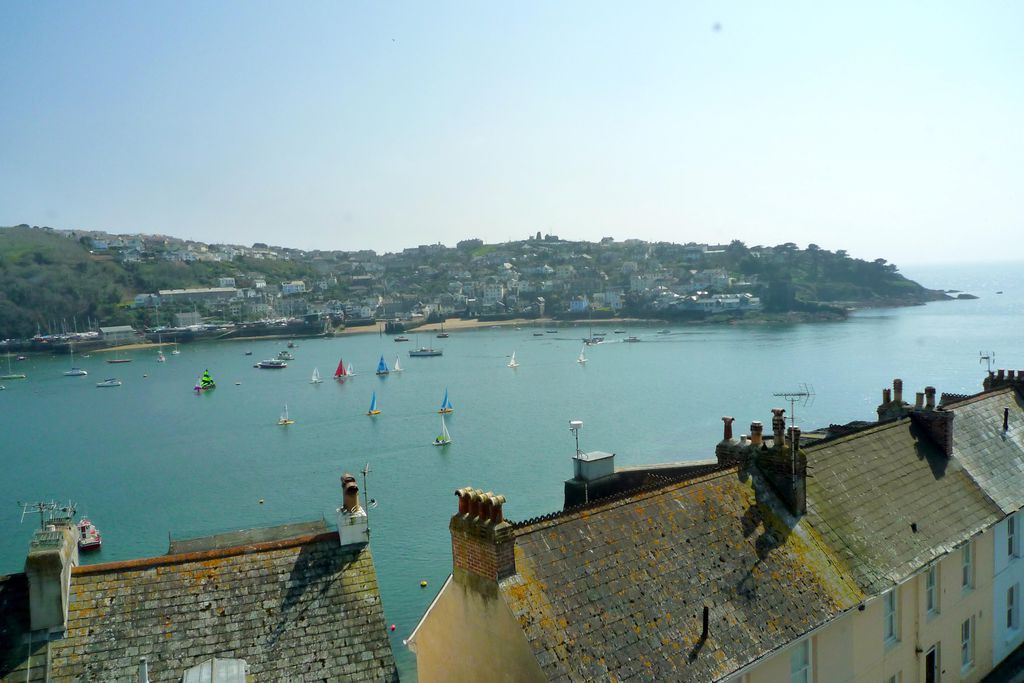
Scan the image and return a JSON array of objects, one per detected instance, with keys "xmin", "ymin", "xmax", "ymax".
[{"xmin": 78, "ymin": 518, "xmax": 102, "ymax": 551}]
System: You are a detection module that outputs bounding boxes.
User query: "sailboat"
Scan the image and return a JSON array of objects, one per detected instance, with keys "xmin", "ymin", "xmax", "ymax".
[
  {"xmin": 347, "ymin": 362, "xmax": 356, "ymax": 376},
  {"xmin": 436, "ymin": 322, "xmax": 449, "ymax": 339},
  {"xmin": 393, "ymin": 356, "xmax": 403, "ymax": 373},
  {"xmin": 2, "ymin": 352, "xmax": 26, "ymax": 380},
  {"xmin": 438, "ymin": 388, "xmax": 454, "ymax": 414},
  {"xmin": 157, "ymin": 350, "xmax": 166, "ymax": 363},
  {"xmin": 106, "ymin": 348, "xmax": 132, "ymax": 364},
  {"xmin": 194, "ymin": 369, "xmax": 216, "ymax": 393},
  {"xmin": 577, "ymin": 346, "xmax": 588, "ymax": 365},
  {"xmin": 64, "ymin": 343, "xmax": 87, "ymax": 376},
  {"xmin": 156, "ymin": 335, "xmax": 166, "ymax": 362},
  {"xmin": 277, "ymin": 404, "xmax": 295, "ymax": 425},
  {"xmin": 433, "ymin": 414, "xmax": 452, "ymax": 446},
  {"xmin": 334, "ymin": 358, "xmax": 347, "ymax": 380},
  {"xmin": 367, "ymin": 391, "xmax": 381, "ymax": 416},
  {"xmin": 171, "ymin": 343, "xmax": 181, "ymax": 355},
  {"xmin": 507, "ymin": 351, "xmax": 519, "ymax": 369},
  {"xmin": 376, "ymin": 355, "xmax": 390, "ymax": 376},
  {"xmin": 310, "ymin": 367, "xmax": 323, "ymax": 384}
]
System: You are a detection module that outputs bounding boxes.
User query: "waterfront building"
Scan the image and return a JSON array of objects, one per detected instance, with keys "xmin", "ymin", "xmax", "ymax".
[
  {"xmin": 408, "ymin": 372, "xmax": 1024, "ymax": 682},
  {"xmin": 0, "ymin": 474, "xmax": 398, "ymax": 682},
  {"xmin": 98, "ymin": 325, "xmax": 137, "ymax": 344},
  {"xmin": 158, "ymin": 287, "xmax": 238, "ymax": 304}
]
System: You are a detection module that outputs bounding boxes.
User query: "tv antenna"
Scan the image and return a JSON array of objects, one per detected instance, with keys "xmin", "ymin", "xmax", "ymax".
[
  {"xmin": 361, "ymin": 462, "xmax": 374, "ymax": 537},
  {"xmin": 980, "ymin": 351, "xmax": 996, "ymax": 373},
  {"xmin": 772, "ymin": 384, "xmax": 815, "ymax": 476},
  {"xmin": 18, "ymin": 500, "xmax": 58, "ymax": 530}
]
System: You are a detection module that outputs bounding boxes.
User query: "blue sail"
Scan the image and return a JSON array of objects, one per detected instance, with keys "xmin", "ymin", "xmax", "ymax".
[
  {"xmin": 376, "ymin": 355, "xmax": 389, "ymax": 375},
  {"xmin": 368, "ymin": 391, "xmax": 378, "ymax": 413},
  {"xmin": 441, "ymin": 388, "xmax": 449, "ymax": 410}
]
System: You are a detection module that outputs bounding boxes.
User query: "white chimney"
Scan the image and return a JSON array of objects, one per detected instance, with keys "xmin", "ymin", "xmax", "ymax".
[
  {"xmin": 25, "ymin": 523, "xmax": 79, "ymax": 632},
  {"xmin": 336, "ymin": 473, "xmax": 369, "ymax": 547}
]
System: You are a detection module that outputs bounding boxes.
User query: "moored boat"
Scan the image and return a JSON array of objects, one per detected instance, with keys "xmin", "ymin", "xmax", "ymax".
[
  {"xmin": 277, "ymin": 350, "xmax": 295, "ymax": 361},
  {"xmin": 96, "ymin": 378, "xmax": 122, "ymax": 387},
  {"xmin": 78, "ymin": 518, "xmax": 102, "ymax": 551},
  {"xmin": 256, "ymin": 358, "xmax": 288, "ymax": 369},
  {"xmin": 409, "ymin": 347, "xmax": 442, "ymax": 357}
]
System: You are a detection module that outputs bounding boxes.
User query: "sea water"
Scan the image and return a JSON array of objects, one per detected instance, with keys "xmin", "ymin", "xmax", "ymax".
[{"xmin": 0, "ymin": 261, "xmax": 1021, "ymax": 679}]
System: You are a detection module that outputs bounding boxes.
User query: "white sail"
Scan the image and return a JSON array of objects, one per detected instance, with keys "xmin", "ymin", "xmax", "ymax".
[
  {"xmin": 311, "ymin": 367, "xmax": 322, "ymax": 383},
  {"xmin": 578, "ymin": 347, "xmax": 587, "ymax": 364},
  {"xmin": 434, "ymin": 414, "xmax": 451, "ymax": 445},
  {"xmin": 507, "ymin": 351, "xmax": 518, "ymax": 368},
  {"xmin": 394, "ymin": 356, "xmax": 403, "ymax": 372}
]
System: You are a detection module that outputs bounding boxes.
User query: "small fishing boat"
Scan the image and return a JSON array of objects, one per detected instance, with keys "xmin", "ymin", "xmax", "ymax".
[
  {"xmin": 256, "ymin": 358, "xmax": 287, "ymax": 369},
  {"xmin": 194, "ymin": 369, "xmax": 216, "ymax": 393},
  {"xmin": 287, "ymin": 341, "xmax": 296, "ymax": 348},
  {"xmin": 77, "ymin": 518, "xmax": 102, "ymax": 551},
  {"xmin": 624, "ymin": 336, "xmax": 641, "ymax": 343},
  {"xmin": 96, "ymin": 378, "xmax": 122, "ymax": 387},
  {"xmin": 433, "ymin": 414, "xmax": 452, "ymax": 446},
  {"xmin": 439, "ymin": 388, "xmax": 454, "ymax": 414},
  {"xmin": 277, "ymin": 350, "xmax": 295, "ymax": 361},
  {"xmin": 376, "ymin": 355, "xmax": 390, "ymax": 376},
  {"xmin": 533, "ymin": 332, "xmax": 544, "ymax": 336},
  {"xmin": 507, "ymin": 351, "xmax": 519, "ymax": 368},
  {"xmin": 334, "ymin": 358, "xmax": 347, "ymax": 380},
  {"xmin": 393, "ymin": 356, "xmax": 403, "ymax": 373},
  {"xmin": 311, "ymin": 367, "xmax": 323, "ymax": 384},
  {"xmin": 277, "ymin": 404, "xmax": 295, "ymax": 425},
  {"xmin": 577, "ymin": 347, "xmax": 588, "ymax": 365},
  {"xmin": 245, "ymin": 351, "xmax": 253, "ymax": 356},
  {"xmin": 367, "ymin": 391, "xmax": 381, "ymax": 415}
]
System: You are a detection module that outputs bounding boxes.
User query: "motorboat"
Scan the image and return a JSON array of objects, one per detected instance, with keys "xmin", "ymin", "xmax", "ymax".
[
  {"xmin": 256, "ymin": 358, "xmax": 288, "ymax": 369},
  {"xmin": 394, "ymin": 335, "xmax": 410, "ymax": 342},
  {"xmin": 276, "ymin": 350, "xmax": 294, "ymax": 361},
  {"xmin": 78, "ymin": 518, "xmax": 102, "ymax": 551},
  {"xmin": 409, "ymin": 347, "xmax": 443, "ymax": 357},
  {"xmin": 96, "ymin": 378, "xmax": 122, "ymax": 387}
]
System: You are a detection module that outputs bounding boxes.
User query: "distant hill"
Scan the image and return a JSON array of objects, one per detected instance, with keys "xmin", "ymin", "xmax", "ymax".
[{"xmin": 0, "ymin": 225, "xmax": 948, "ymax": 339}]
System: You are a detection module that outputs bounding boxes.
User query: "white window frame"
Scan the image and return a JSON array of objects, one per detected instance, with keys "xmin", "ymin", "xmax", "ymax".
[
  {"xmin": 789, "ymin": 638, "xmax": 811, "ymax": 683},
  {"xmin": 884, "ymin": 588, "xmax": 899, "ymax": 645},
  {"xmin": 962, "ymin": 542, "xmax": 973, "ymax": 590},
  {"xmin": 926, "ymin": 565, "xmax": 939, "ymax": 616},
  {"xmin": 961, "ymin": 617, "xmax": 974, "ymax": 671},
  {"xmin": 1008, "ymin": 584, "xmax": 1019, "ymax": 631},
  {"xmin": 1009, "ymin": 514, "xmax": 1018, "ymax": 559}
]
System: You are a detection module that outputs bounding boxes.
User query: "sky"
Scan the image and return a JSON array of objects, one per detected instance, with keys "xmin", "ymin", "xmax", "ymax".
[{"xmin": 1, "ymin": 2, "xmax": 1021, "ymax": 265}]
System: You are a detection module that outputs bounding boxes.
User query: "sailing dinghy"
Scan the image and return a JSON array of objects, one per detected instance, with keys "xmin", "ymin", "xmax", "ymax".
[
  {"xmin": 507, "ymin": 351, "xmax": 519, "ymax": 368},
  {"xmin": 433, "ymin": 414, "xmax": 451, "ymax": 446},
  {"xmin": 376, "ymin": 356, "xmax": 389, "ymax": 376},
  {"xmin": 311, "ymin": 367, "xmax": 323, "ymax": 384},
  {"xmin": 577, "ymin": 347, "xmax": 588, "ymax": 365},
  {"xmin": 367, "ymin": 391, "xmax": 381, "ymax": 416},
  {"xmin": 438, "ymin": 388, "xmax": 454, "ymax": 414},
  {"xmin": 277, "ymin": 404, "xmax": 295, "ymax": 425},
  {"xmin": 334, "ymin": 358, "xmax": 347, "ymax": 380}
]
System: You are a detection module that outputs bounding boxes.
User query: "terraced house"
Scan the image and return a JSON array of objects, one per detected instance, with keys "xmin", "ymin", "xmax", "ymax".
[
  {"xmin": 408, "ymin": 371, "xmax": 1024, "ymax": 682},
  {"xmin": 0, "ymin": 474, "xmax": 398, "ymax": 682}
]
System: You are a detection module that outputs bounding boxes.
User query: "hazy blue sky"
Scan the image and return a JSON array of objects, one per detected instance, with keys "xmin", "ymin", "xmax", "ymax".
[{"xmin": 2, "ymin": 2, "xmax": 1021, "ymax": 265}]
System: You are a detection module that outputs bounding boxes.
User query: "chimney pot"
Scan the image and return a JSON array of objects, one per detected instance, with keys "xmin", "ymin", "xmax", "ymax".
[
  {"xmin": 893, "ymin": 379, "xmax": 903, "ymax": 404},
  {"xmin": 455, "ymin": 488, "xmax": 470, "ymax": 515},
  {"xmin": 340, "ymin": 473, "xmax": 361, "ymax": 513},
  {"xmin": 882, "ymin": 388, "xmax": 892, "ymax": 405},
  {"xmin": 721, "ymin": 416, "xmax": 735, "ymax": 441},
  {"xmin": 915, "ymin": 392, "xmax": 924, "ymax": 410},
  {"xmin": 771, "ymin": 408, "xmax": 786, "ymax": 446},
  {"xmin": 788, "ymin": 425, "xmax": 802, "ymax": 446},
  {"xmin": 750, "ymin": 422, "xmax": 763, "ymax": 447},
  {"xmin": 925, "ymin": 386, "xmax": 936, "ymax": 410}
]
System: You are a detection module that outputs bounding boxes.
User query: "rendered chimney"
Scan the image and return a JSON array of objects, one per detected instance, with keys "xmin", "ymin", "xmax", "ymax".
[
  {"xmin": 882, "ymin": 388, "xmax": 891, "ymax": 405},
  {"xmin": 893, "ymin": 379, "xmax": 903, "ymax": 404},
  {"xmin": 336, "ymin": 473, "xmax": 369, "ymax": 547},
  {"xmin": 925, "ymin": 386, "xmax": 936, "ymax": 410},
  {"xmin": 450, "ymin": 487, "xmax": 515, "ymax": 594},
  {"xmin": 721, "ymin": 416, "xmax": 735, "ymax": 441},
  {"xmin": 750, "ymin": 421, "xmax": 764, "ymax": 447},
  {"xmin": 915, "ymin": 392, "xmax": 924, "ymax": 410},
  {"xmin": 771, "ymin": 408, "xmax": 786, "ymax": 447},
  {"xmin": 25, "ymin": 522, "xmax": 79, "ymax": 632}
]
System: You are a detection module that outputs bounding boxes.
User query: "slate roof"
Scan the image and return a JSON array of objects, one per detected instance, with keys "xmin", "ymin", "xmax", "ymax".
[
  {"xmin": 803, "ymin": 417, "xmax": 1001, "ymax": 595},
  {"xmin": 499, "ymin": 467, "xmax": 862, "ymax": 683},
  {"xmin": 0, "ymin": 522, "xmax": 398, "ymax": 683},
  {"xmin": 947, "ymin": 387, "xmax": 1024, "ymax": 514}
]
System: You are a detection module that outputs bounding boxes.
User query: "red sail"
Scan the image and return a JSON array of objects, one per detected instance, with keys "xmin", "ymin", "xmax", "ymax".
[{"xmin": 334, "ymin": 358, "xmax": 346, "ymax": 378}]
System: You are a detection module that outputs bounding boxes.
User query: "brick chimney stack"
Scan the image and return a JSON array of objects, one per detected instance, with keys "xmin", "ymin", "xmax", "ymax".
[
  {"xmin": 893, "ymin": 379, "xmax": 904, "ymax": 404},
  {"xmin": 721, "ymin": 416, "xmax": 735, "ymax": 441},
  {"xmin": 909, "ymin": 387, "xmax": 955, "ymax": 457},
  {"xmin": 882, "ymin": 388, "xmax": 891, "ymax": 405},
  {"xmin": 925, "ymin": 386, "xmax": 936, "ymax": 410},
  {"xmin": 984, "ymin": 369, "xmax": 1024, "ymax": 392},
  {"xmin": 750, "ymin": 421, "xmax": 764, "ymax": 447},
  {"xmin": 915, "ymin": 392, "xmax": 925, "ymax": 410},
  {"xmin": 771, "ymin": 408, "xmax": 786, "ymax": 447},
  {"xmin": 336, "ymin": 473, "xmax": 369, "ymax": 547},
  {"xmin": 25, "ymin": 522, "xmax": 79, "ymax": 632},
  {"xmin": 451, "ymin": 488, "xmax": 515, "ymax": 594}
]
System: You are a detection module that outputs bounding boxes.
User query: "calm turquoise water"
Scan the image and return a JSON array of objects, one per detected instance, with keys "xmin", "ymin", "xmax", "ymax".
[{"xmin": 1, "ymin": 262, "xmax": 1021, "ymax": 678}]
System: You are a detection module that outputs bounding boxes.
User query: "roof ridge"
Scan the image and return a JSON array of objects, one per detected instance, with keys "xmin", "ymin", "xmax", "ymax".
[
  {"xmin": 946, "ymin": 385, "xmax": 1017, "ymax": 409},
  {"xmin": 510, "ymin": 463, "xmax": 734, "ymax": 533},
  {"xmin": 73, "ymin": 530, "xmax": 341, "ymax": 575}
]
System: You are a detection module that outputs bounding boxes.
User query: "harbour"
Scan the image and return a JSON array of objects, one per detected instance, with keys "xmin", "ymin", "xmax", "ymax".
[{"xmin": 0, "ymin": 262, "xmax": 1019, "ymax": 679}]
